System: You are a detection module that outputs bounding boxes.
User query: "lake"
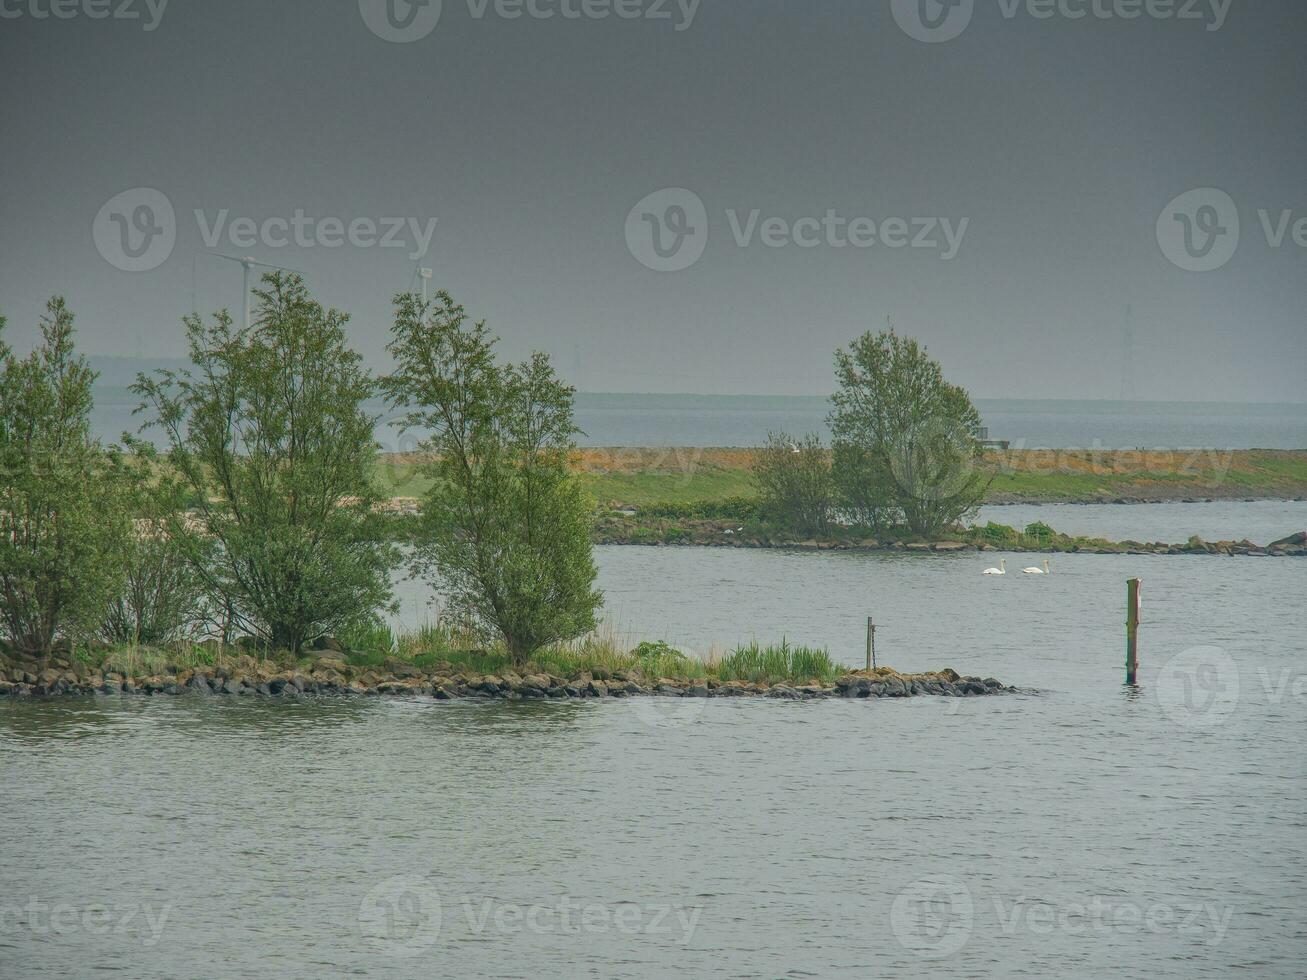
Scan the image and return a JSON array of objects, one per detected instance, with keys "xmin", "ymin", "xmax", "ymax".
[
  {"xmin": 89, "ymin": 383, "xmax": 1307, "ymax": 451},
  {"xmin": 4, "ymin": 542, "xmax": 1304, "ymax": 978}
]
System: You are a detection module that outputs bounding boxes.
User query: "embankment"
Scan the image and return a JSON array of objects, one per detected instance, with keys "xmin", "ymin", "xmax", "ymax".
[{"xmin": 0, "ymin": 652, "xmax": 1010, "ymax": 702}]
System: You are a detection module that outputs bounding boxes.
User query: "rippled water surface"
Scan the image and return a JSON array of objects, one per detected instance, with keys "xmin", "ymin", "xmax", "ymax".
[{"xmin": 4, "ymin": 546, "xmax": 1305, "ymax": 978}]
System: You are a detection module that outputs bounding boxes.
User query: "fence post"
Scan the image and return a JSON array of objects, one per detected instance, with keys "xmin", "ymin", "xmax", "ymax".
[
  {"xmin": 1125, "ymin": 578, "xmax": 1141, "ymax": 685},
  {"xmin": 866, "ymin": 617, "xmax": 877, "ymax": 671}
]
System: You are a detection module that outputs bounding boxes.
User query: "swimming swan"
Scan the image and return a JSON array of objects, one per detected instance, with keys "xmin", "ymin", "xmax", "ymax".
[
  {"xmin": 982, "ymin": 559, "xmax": 1006, "ymax": 575},
  {"xmin": 1022, "ymin": 559, "xmax": 1051, "ymax": 574}
]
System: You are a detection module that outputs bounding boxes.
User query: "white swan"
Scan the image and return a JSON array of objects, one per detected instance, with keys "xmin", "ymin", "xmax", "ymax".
[
  {"xmin": 1022, "ymin": 559, "xmax": 1051, "ymax": 575},
  {"xmin": 982, "ymin": 559, "xmax": 1006, "ymax": 575}
]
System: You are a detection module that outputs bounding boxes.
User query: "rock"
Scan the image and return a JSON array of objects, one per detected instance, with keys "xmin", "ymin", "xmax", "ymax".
[
  {"xmin": 186, "ymin": 674, "xmax": 211, "ymax": 694},
  {"xmin": 381, "ymin": 657, "xmax": 421, "ymax": 679},
  {"xmin": 309, "ymin": 649, "xmax": 347, "ymax": 665},
  {"xmin": 1268, "ymin": 531, "xmax": 1307, "ymax": 549},
  {"xmin": 311, "ymin": 636, "xmax": 345, "ymax": 652},
  {"xmin": 686, "ymin": 684, "xmax": 710, "ymax": 698}
]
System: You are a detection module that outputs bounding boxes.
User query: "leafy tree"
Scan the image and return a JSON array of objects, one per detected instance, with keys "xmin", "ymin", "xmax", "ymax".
[
  {"xmin": 0, "ymin": 299, "xmax": 131, "ymax": 654},
  {"xmin": 829, "ymin": 326, "xmax": 988, "ymax": 537},
  {"xmin": 99, "ymin": 446, "xmax": 207, "ymax": 647},
  {"xmin": 752, "ymin": 431, "xmax": 832, "ymax": 537},
  {"xmin": 383, "ymin": 290, "xmax": 602, "ymax": 665},
  {"xmin": 133, "ymin": 273, "xmax": 397, "ymax": 652}
]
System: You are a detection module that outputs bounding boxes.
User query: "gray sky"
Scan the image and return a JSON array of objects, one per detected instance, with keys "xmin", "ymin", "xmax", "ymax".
[{"xmin": 1, "ymin": 0, "xmax": 1303, "ymax": 400}]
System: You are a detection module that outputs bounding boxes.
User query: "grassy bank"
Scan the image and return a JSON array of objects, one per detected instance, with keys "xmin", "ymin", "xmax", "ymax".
[
  {"xmin": 375, "ymin": 448, "xmax": 1307, "ymax": 508},
  {"xmin": 3, "ymin": 625, "xmax": 844, "ymax": 689},
  {"xmin": 4, "ymin": 627, "xmax": 1016, "ymax": 701}
]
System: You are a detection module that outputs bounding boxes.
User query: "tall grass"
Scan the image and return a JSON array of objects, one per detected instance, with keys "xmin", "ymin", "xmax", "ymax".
[{"xmin": 716, "ymin": 639, "xmax": 837, "ymax": 685}]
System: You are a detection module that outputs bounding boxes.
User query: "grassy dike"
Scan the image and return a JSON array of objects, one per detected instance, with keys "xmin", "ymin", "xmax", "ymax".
[
  {"xmin": 375, "ymin": 448, "xmax": 1307, "ymax": 508},
  {"xmin": 0, "ymin": 633, "xmax": 1011, "ymax": 701}
]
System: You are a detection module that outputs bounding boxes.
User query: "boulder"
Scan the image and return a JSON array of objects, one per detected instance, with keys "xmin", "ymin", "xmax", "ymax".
[{"xmin": 1269, "ymin": 531, "xmax": 1307, "ymax": 549}]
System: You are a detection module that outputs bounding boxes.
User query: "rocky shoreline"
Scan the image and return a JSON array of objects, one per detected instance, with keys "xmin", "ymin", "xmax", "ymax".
[
  {"xmin": 0, "ymin": 652, "xmax": 1011, "ymax": 702},
  {"xmin": 595, "ymin": 526, "xmax": 1307, "ymax": 557}
]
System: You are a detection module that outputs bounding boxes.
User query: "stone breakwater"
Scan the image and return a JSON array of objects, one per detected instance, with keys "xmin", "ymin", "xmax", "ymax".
[{"xmin": 0, "ymin": 654, "xmax": 1010, "ymax": 701}]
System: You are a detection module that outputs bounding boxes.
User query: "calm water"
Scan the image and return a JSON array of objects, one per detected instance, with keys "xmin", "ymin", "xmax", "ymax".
[
  {"xmin": 974, "ymin": 499, "xmax": 1307, "ymax": 546},
  {"xmin": 92, "ymin": 385, "xmax": 1307, "ymax": 450},
  {"xmin": 6, "ymin": 546, "xmax": 1304, "ymax": 978}
]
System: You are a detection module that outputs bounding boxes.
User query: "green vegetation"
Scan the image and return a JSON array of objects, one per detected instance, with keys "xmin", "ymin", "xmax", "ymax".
[
  {"xmin": 383, "ymin": 290, "xmax": 602, "ymax": 666},
  {"xmin": 0, "ymin": 299, "xmax": 133, "ymax": 654},
  {"xmin": 829, "ymin": 327, "xmax": 987, "ymax": 537},
  {"xmin": 717, "ymin": 639, "xmax": 839, "ymax": 685},
  {"xmin": 133, "ymin": 273, "xmax": 398, "ymax": 652},
  {"xmin": 38, "ymin": 625, "xmax": 838, "ymax": 688}
]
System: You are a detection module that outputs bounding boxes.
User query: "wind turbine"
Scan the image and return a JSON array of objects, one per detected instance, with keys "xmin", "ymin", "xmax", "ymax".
[
  {"xmin": 200, "ymin": 252, "xmax": 306, "ymax": 330},
  {"xmin": 407, "ymin": 260, "xmax": 434, "ymax": 301}
]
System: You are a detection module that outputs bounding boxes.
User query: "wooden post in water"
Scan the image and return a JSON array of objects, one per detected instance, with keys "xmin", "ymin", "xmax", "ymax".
[
  {"xmin": 866, "ymin": 617, "xmax": 877, "ymax": 671},
  {"xmin": 1125, "ymin": 578, "xmax": 1141, "ymax": 685}
]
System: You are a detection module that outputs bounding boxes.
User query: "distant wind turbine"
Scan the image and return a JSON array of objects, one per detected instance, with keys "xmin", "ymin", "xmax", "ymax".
[
  {"xmin": 201, "ymin": 252, "xmax": 306, "ymax": 330},
  {"xmin": 407, "ymin": 259, "xmax": 434, "ymax": 301}
]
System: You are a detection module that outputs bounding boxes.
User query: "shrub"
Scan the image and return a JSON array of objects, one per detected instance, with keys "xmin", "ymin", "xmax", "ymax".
[{"xmin": 752, "ymin": 431, "xmax": 832, "ymax": 536}]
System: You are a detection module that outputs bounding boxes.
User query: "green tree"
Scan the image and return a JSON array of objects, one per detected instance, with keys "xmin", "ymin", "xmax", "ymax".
[
  {"xmin": 829, "ymin": 326, "xmax": 988, "ymax": 537},
  {"xmin": 133, "ymin": 273, "xmax": 397, "ymax": 652},
  {"xmin": 0, "ymin": 299, "xmax": 130, "ymax": 654},
  {"xmin": 383, "ymin": 290, "xmax": 601, "ymax": 665},
  {"xmin": 752, "ymin": 431, "xmax": 832, "ymax": 537}
]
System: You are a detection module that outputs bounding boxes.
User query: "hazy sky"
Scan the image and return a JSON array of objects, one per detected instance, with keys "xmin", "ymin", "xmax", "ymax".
[{"xmin": 2, "ymin": 0, "xmax": 1304, "ymax": 400}]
